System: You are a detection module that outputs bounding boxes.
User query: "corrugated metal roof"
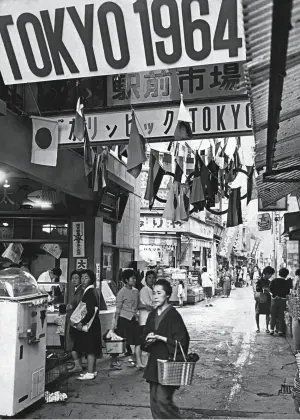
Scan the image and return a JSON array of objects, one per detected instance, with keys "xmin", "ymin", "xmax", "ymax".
[{"xmin": 243, "ymin": 0, "xmax": 300, "ymax": 204}]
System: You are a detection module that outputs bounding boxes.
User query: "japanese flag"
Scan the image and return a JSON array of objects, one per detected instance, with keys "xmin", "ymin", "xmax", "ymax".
[
  {"xmin": 174, "ymin": 95, "xmax": 193, "ymax": 141},
  {"xmin": 31, "ymin": 117, "xmax": 59, "ymax": 167}
]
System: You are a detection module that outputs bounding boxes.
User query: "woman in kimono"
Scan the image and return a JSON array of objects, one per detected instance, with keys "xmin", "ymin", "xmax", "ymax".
[
  {"xmin": 65, "ymin": 270, "xmax": 84, "ymax": 356},
  {"xmin": 142, "ymin": 279, "xmax": 190, "ymax": 419}
]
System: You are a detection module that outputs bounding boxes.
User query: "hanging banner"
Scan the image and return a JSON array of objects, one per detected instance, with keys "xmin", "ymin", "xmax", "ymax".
[
  {"xmin": 72, "ymin": 221, "xmax": 85, "ymax": 258},
  {"xmin": 218, "ymin": 227, "xmax": 238, "ymax": 258},
  {"xmin": 0, "ymin": 0, "xmax": 245, "ymax": 85},
  {"xmin": 57, "ymin": 100, "xmax": 251, "ymax": 145},
  {"xmin": 107, "ymin": 63, "xmax": 246, "ymax": 106},
  {"xmin": 140, "ymin": 215, "xmax": 214, "ymax": 240}
]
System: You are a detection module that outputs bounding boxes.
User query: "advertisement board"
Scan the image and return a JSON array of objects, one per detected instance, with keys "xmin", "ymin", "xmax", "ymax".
[
  {"xmin": 58, "ymin": 100, "xmax": 251, "ymax": 145},
  {"xmin": 257, "ymin": 213, "xmax": 271, "ymax": 231},
  {"xmin": 0, "ymin": 0, "xmax": 245, "ymax": 85}
]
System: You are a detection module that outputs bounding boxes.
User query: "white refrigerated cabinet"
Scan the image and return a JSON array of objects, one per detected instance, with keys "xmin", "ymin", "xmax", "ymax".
[{"xmin": 0, "ymin": 268, "xmax": 48, "ymax": 417}]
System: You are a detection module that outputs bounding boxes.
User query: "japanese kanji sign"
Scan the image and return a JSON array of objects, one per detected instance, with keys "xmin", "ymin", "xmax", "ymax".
[
  {"xmin": 76, "ymin": 258, "xmax": 87, "ymax": 270},
  {"xmin": 0, "ymin": 0, "xmax": 245, "ymax": 85},
  {"xmin": 72, "ymin": 221, "xmax": 85, "ymax": 258},
  {"xmin": 140, "ymin": 216, "xmax": 214, "ymax": 240},
  {"xmin": 57, "ymin": 100, "xmax": 251, "ymax": 145},
  {"xmin": 107, "ymin": 63, "xmax": 246, "ymax": 106}
]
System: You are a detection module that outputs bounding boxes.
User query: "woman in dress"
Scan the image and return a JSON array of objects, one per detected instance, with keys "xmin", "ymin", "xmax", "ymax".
[
  {"xmin": 255, "ymin": 266, "xmax": 275, "ymax": 333},
  {"xmin": 70, "ymin": 269, "xmax": 102, "ymax": 380},
  {"xmin": 142, "ymin": 279, "xmax": 190, "ymax": 419},
  {"xmin": 65, "ymin": 270, "xmax": 84, "ymax": 356},
  {"xmin": 113, "ymin": 269, "xmax": 144, "ymax": 369}
]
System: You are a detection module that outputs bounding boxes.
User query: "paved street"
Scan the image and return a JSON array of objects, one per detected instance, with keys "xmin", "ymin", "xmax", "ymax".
[{"xmin": 24, "ymin": 287, "xmax": 298, "ymax": 419}]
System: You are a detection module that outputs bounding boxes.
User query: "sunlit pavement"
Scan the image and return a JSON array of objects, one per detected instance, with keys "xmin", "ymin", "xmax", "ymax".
[{"xmin": 23, "ymin": 287, "xmax": 298, "ymax": 419}]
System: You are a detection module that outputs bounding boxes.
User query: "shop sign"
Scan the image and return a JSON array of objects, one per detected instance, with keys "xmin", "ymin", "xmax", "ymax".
[
  {"xmin": 72, "ymin": 221, "xmax": 85, "ymax": 258},
  {"xmin": 107, "ymin": 63, "xmax": 246, "ymax": 106},
  {"xmin": 218, "ymin": 226, "xmax": 238, "ymax": 258},
  {"xmin": 258, "ymin": 196, "xmax": 287, "ymax": 212},
  {"xmin": 257, "ymin": 213, "xmax": 271, "ymax": 231},
  {"xmin": 140, "ymin": 215, "xmax": 214, "ymax": 240},
  {"xmin": 57, "ymin": 100, "xmax": 251, "ymax": 145},
  {"xmin": 40, "ymin": 243, "xmax": 62, "ymax": 259},
  {"xmin": 76, "ymin": 258, "xmax": 87, "ymax": 270},
  {"xmin": 0, "ymin": 0, "xmax": 245, "ymax": 85},
  {"xmin": 96, "ymin": 263, "xmax": 100, "ymax": 281}
]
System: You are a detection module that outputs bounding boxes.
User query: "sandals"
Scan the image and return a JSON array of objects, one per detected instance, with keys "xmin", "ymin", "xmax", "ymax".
[{"xmin": 110, "ymin": 363, "xmax": 122, "ymax": 370}]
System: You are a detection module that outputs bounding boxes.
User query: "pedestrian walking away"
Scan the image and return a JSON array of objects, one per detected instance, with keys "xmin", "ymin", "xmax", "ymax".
[
  {"xmin": 269, "ymin": 268, "xmax": 293, "ymax": 336},
  {"xmin": 201, "ymin": 267, "xmax": 213, "ymax": 307},
  {"xmin": 142, "ymin": 279, "xmax": 190, "ymax": 419},
  {"xmin": 254, "ymin": 266, "xmax": 275, "ymax": 333}
]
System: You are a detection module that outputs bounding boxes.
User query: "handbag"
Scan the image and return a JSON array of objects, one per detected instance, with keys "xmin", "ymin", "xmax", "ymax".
[
  {"xmin": 70, "ymin": 286, "xmax": 98, "ymax": 332},
  {"xmin": 157, "ymin": 340, "xmax": 196, "ymax": 386},
  {"xmin": 254, "ymin": 291, "xmax": 267, "ymax": 304}
]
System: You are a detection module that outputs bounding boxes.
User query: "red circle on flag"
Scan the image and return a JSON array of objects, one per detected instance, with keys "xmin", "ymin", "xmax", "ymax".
[{"xmin": 35, "ymin": 128, "xmax": 52, "ymax": 149}]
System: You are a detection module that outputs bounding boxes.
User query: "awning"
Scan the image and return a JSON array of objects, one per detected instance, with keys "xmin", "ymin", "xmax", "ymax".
[{"xmin": 243, "ymin": 0, "xmax": 300, "ymax": 204}]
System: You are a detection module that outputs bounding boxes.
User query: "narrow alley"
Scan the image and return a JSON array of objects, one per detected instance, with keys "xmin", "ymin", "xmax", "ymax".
[{"xmin": 23, "ymin": 288, "xmax": 298, "ymax": 419}]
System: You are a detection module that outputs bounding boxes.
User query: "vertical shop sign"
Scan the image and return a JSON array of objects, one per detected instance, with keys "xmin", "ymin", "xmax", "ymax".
[
  {"xmin": 72, "ymin": 222, "xmax": 85, "ymax": 258},
  {"xmin": 96, "ymin": 263, "xmax": 101, "ymax": 281}
]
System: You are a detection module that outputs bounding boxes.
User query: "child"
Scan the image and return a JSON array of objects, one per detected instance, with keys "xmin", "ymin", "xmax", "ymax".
[{"xmin": 54, "ymin": 304, "xmax": 67, "ymax": 350}]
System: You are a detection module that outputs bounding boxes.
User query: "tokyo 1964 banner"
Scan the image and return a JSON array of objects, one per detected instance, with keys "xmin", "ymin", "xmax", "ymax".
[{"xmin": 0, "ymin": 0, "xmax": 245, "ymax": 85}]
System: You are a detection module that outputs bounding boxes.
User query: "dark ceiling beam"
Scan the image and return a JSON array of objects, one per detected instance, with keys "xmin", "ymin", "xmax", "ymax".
[
  {"xmin": 0, "ymin": 110, "xmax": 94, "ymax": 201},
  {"xmin": 266, "ymin": 0, "xmax": 293, "ymax": 173}
]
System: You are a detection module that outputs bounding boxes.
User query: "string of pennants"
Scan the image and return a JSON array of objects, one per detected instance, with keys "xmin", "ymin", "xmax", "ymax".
[{"xmin": 29, "ymin": 88, "xmax": 257, "ymax": 228}]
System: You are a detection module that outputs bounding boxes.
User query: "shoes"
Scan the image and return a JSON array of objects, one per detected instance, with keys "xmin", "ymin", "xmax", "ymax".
[
  {"xmin": 205, "ymin": 304, "xmax": 209, "ymax": 307},
  {"xmin": 77, "ymin": 372, "xmax": 95, "ymax": 380},
  {"xmin": 256, "ymin": 329, "xmax": 260, "ymax": 333},
  {"xmin": 209, "ymin": 304, "xmax": 213, "ymax": 307},
  {"xmin": 266, "ymin": 329, "xmax": 270, "ymax": 334},
  {"xmin": 269, "ymin": 330, "xmax": 274, "ymax": 335}
]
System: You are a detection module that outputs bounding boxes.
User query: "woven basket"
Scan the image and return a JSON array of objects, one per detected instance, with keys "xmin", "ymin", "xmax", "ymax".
[{"xmin": 157, "ymin": 341, "xmax": 196, "ymax": 386}]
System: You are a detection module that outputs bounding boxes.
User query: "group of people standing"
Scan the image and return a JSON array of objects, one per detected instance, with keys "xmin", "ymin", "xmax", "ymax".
[
  {"xmin": 255, "ymin": 266, "xmax": 293, "ymax": 335},
  {"xmin": 62, "ymin": 267, "xmax": 189, "ymax": 419}
]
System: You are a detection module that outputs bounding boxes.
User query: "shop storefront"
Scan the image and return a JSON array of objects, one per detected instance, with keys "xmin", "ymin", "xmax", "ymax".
[{"xmin": 0, "ymin": 153, "xmax": 140, "ymax": 348}]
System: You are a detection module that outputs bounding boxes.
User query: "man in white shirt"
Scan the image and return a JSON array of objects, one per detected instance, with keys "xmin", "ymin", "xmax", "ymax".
[
  {"xmin": 38, "ymin": 267, "xmax": 62, "ymax": 296},
  {"xmin": 139, "ymin": 270, "xmax": 156, "ymax": 335},
  {"xmin": 201, "ymin": 267, "xmax": 213, "ymax": 307}
]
